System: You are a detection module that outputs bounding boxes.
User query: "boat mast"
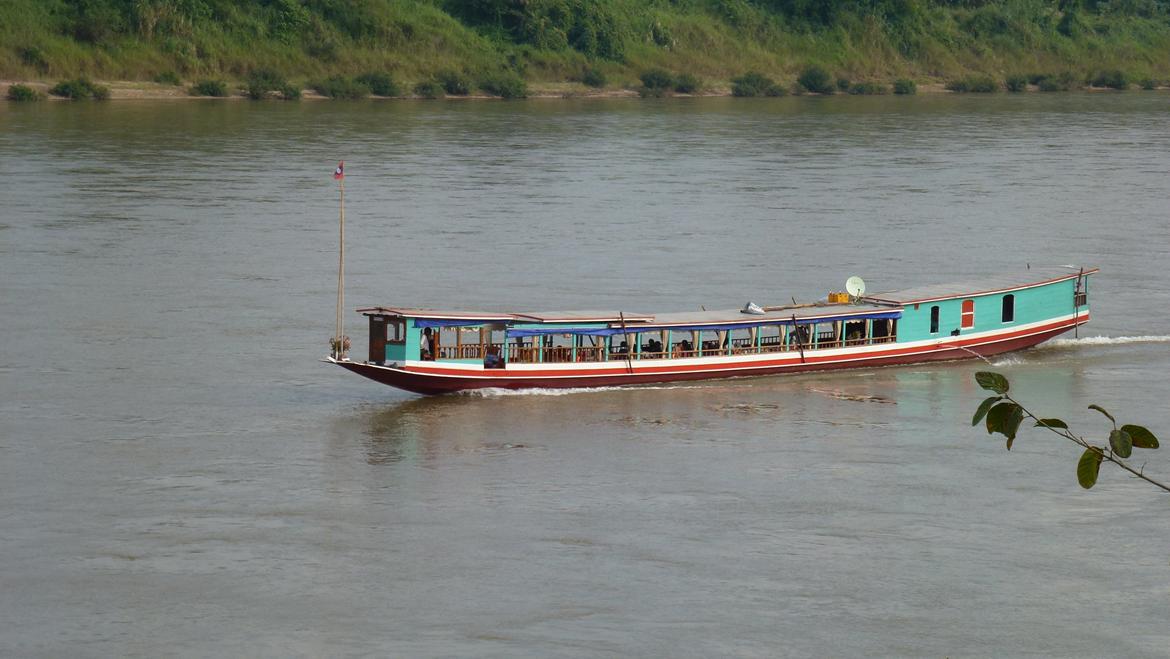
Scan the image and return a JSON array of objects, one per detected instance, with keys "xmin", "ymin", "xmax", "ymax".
[{"xmin": 333, "ymin": 161, "xmax": 347, "ymax": 360}]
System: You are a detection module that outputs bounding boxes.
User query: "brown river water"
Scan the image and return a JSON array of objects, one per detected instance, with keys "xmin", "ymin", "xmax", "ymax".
[{"xmin": 2, "ymin": 93, "xmax": 1169, "ymax": 656}]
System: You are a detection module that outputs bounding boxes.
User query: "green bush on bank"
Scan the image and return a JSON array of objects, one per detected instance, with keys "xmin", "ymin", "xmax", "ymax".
[
  {"xmin": 314, "ymin": 76, "xmax": 369, "ymax": 99},
  {"xmin": 581, "ymin": 67, "xmax": 606, "ymax": 88},
  {"xmin": 731, "ymin": 71, "xmax": 786, "ymax": 97},
  {"xmin": 7, "ymin": 83, "xmax": 43, "ymax": 101},
  {"xmin": 1005, "ymin": 74, "xmax": 1028, "ymax": 92},
  {"xmin": 1034, "ymin": 72, "xmax": 1079, "ymax": 92},
  {"xmin": 893, "ymin": 78, "xmax": 917, "ymax": 95},
  {"xmin": 18, "ymin": 46, "xmax": 48, "ymax": 72},
  {"xmin": 1139, "ymin": 77, "xmax": 1157, "ymax": 90},
  {"xmin": 1090, "ymin": 70, "xmax": 1129, "ymax": 89},
  {"xmin": 153, "ymin": 71, "xmax": 181, "ymax": 86},
  {"xmin": 836, "ymin": 77, "xmax": 851, "ymax": 91},
  {"xmin": 436, "ymin": 70, "xmax": 471, "ymax": 96},
  {"xmin": 189, "ymin": 79, "xmax": 228, "ymax": 97},
  {"xmin": 50, "ymin": 77, "xmax": 109, "ymax": 100},
  {"xmin": 412, "ymin": 79, "xmax": 443, "ymax": 98},
  {"xmin": 478, "ymin": 72, "xmax": 527, "ymax": 98},
  {"xmin": 279, "ymin": 83, "xmax": 302, "ymax": 100},
  {"xmin": 947, "ymin": 75, "xmax": 998, "ymax": 92},
  {"xmin": 245, "ymin": 69, "xmax": 297, "ymax": 100},
  {"xmin": 639, "ymin": 69, "xmax": 674, "ymax": 90},
  {"xmin": 355, "ymin": 72, "xmax": 401, "ymax": 97},
  {"xmin": 674, "ymin": 73, "xmax": 700, "ymax": 94},
  {"xmin": 797, "ymin": 66, "xmax": 835, "ymax": 94},
  {"xmin": 848, "ymin": 81, "xmax": 887, "ymax": 95}
]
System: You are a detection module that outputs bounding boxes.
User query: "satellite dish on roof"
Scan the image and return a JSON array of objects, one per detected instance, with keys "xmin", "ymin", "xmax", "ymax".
[{"xmin": 845, "ymin": 276, "xmax": 866, "ymax": 299}]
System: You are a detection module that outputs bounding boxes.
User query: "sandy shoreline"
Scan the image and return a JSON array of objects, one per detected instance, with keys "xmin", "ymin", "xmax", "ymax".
[
  {"xmin": 4, "ymin": 78, "xmax": 1159, "ymax": 101},
  {"xmin": 0, "ymin": 78, "xmax": 967, "ymax": 101}
]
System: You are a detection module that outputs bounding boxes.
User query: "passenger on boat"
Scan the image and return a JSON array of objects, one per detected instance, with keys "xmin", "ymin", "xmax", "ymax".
[
  {"xmin": 846, "ymin": 326, "xmax": 866, "ymax": 344},
  {"xmin": 421, "ymin": 327, "xmax": 435, "ymax": 360},
  {"xmin": 645, "ymin": 338, "xmax": 662, "ymax": 356},
  {"xmin": 484, "ymin": 345, "xmax": 503, "ymax": 368},
  {"xmin": 791, "ymin": 326, "xmax": 810, "ymax": 346},
  {"xmin": 673, "ymin": 340, "xmax": 693, "ymax": 358}
]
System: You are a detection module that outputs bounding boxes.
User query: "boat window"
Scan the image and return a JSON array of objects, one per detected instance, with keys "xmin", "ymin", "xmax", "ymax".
[
  {"xmin": 844, "ymin": 320, "xmax": 867, "ymax": 346},
  {"xmin": 435, "ymin": 326, "xmax": 481, "ymax": 360},
  {"xmin": 697, "ymin": 330, "xmax": 722, "ymax": 357},
  {"xmin": 1002, "ymin": 295, "xmax": 1015, "ymax": 323},
  {"xmin": 961, "ymin": 299, "xmax": 975, "ymax": 329},
  {"xmin": 542, "ymin": 333, "xmax": 575, "ymax": 363},
  {"xmin": 728, "ymin": 327, "xmax": 754, "ymax": 354},
  {"xmin": 815, "ymin": 322, "xmax": 839, "ymax": 349},
  {"xmin": 871, "ymin": 319, "xmax": 896, "ymax": 343},
  {"xmin": 929, "ymin": 306, "xmax": 940, "ymax": 334},
  {"xmin": 576, "ymin": 335, "xmax": 604, "ymax": 362},
  {"xmin": 387, "ymin": 319, "xmax": 406, "ymax": 344},
  {"xmin": 758, "ymin": 325, "xmax": 784, "ymax": 352},
  {"xmin": 639, "ymin": 331, "xmax": 668, "ymax": 359}
]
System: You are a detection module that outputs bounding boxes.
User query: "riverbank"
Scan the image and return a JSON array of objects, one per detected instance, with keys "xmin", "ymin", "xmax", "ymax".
[
  {"xmin": 6, "ymin": 78, "xmax": 1167, "ymax": 102},
  {"xmin": 5, "ymin": 1, "xmax": 1170, "ymax": 103}
]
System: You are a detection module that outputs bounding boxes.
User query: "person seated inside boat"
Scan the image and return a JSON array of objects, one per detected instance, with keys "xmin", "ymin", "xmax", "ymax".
[
  {"xmin": 846, "ymin": 324, "xmax": 866, "ymax": 344},
  {"xmin": 644, "ymin": 338, "xmax": 662, "ymax": 357},
  {"xmin": 672, "ymin": 340, "xmax": 693, "ymax": 358},
  {"xmin": 613, "ymin": 340, "xmax": 630, "ymax": 358},
  {"xmin": 420, "ymin": 327, "xmax": 435, "ymax": 360},
  {"xmin": 484, "ymin": 345, "xmax": 503, "ymax": 369},
  {"xmin": 790, "ymin": 325, "xmax": 810, "ymax": 346}
]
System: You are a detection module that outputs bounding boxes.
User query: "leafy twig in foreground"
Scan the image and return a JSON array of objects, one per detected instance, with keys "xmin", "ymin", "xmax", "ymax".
[{"xmin": 972, "ymin": 371, "xmax": 1167, "ymax": 492}]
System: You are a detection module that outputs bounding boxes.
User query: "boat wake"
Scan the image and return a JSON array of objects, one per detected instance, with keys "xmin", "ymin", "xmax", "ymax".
[
  {"xmin": 809, "ymin": 387, "xmax": 896, "ymax": 404},
  {"xmin": 1036, "ymin": 335, "xmax": 1170, "ymax": 349},
  {"xmin": 460, "ymin": 384, "xmax": 711, "ymax": 397}
]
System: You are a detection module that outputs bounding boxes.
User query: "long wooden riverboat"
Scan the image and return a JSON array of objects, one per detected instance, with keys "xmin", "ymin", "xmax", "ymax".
[{"xmin": 327, "ymin": 266, "xmax": 1095, "ymax": 395}]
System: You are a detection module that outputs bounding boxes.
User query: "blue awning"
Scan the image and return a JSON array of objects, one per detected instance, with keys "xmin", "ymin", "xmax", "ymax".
[
  {"xmin": 507, "ymin": 327, "xmax": 626, "ymax": 338},
  {"xmin": 414, "ymin": 319, "xmax": 496, "ymax": 329}
]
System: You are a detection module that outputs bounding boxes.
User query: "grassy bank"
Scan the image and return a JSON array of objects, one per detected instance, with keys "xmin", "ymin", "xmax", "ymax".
[{"xmin": 4, "ymin": 1, "xmax": 1170, "ymax": 94}]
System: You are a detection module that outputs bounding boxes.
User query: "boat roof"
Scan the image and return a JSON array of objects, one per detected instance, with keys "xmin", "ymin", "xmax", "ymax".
[
  {"xmin": 356, "ymin": 306, "xmax": 655, "ymax": 323},
  {"xmin": 355, "ymin": 307, "xmax": 517, "ymax": 322},
  {"xmin": 357, "ymin": 302, "xmax": 896, "ymax": 327},
  {"xmin": 865, "ymin": 265, "xmax": 1097, "ymax": 305},
  {"xmin": 514, "ymin": 310, "xmax": 656, "ymax": 323},
  {"xmin": 645, "ymin": 304, "xmax": 896, "ymax": 328},
  {"xmin": 357, "ymin": 265, "xmax": 1096, "ymax": 327}
]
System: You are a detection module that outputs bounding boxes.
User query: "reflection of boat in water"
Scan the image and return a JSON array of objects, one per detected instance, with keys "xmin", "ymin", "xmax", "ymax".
[{"xmin": 327, "ymin": 266, "xmax": 1095, "ymax": 395}]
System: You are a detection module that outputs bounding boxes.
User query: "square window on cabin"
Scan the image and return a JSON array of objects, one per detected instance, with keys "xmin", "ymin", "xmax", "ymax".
[
  {"xmin": 1002, "ymin": 294, "xmax": 1015, "ymax": 323},
  {"xmin": 929, "ymin": 306, "xmax": 940, "ymax": 334},
  {"xmin": 389, "ymin": 320, "xmax": 406, "ymax": 343}
]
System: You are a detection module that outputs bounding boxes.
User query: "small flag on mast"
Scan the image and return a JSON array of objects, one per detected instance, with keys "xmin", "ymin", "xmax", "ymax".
[{"xmin": 333, "ymin": 161, "xmax": 345, "ymax": 180}]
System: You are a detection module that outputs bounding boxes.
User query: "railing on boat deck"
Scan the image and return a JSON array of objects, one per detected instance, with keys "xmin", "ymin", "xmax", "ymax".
[
  {"xmin": 436, "ymin": 345, "xmax": 488, "ymax": 360},
  {"xmin": 428, "ymin": 332, "xmax": 899, "ymax": 364},
  {"xmin": 505, "ymin": 345, "xmax": 608, "ymax": 363}
]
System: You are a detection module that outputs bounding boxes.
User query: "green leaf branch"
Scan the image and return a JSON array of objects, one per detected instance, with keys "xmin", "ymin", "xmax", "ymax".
[{"xmin": 972, "ymin": 371, "xmax": 1167, "ymax": 492}]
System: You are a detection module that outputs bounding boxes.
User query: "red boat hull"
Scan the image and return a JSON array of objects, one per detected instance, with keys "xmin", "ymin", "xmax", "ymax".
[{"xmin": 333, "ymin": 317, "xmax": 1086, "ymax": 396}]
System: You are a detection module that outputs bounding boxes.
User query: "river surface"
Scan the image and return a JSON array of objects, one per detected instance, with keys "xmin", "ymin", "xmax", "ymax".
[{"xmin": 2, "ymin": 93, "xmax": 1169, "ymax": 657}]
